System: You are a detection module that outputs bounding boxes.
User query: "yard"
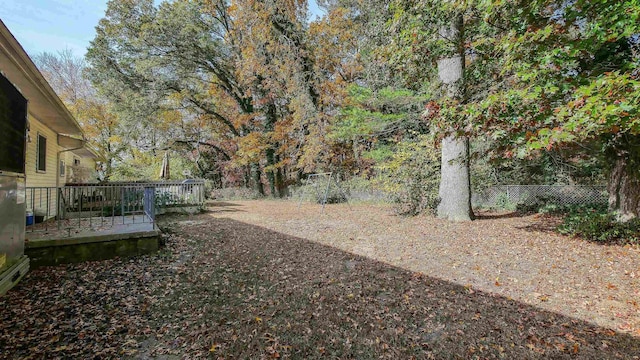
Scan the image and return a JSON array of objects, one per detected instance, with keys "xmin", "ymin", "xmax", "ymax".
[{"xmin": 1, "ymin": 200, "xmax": 639, "ymax": 359}]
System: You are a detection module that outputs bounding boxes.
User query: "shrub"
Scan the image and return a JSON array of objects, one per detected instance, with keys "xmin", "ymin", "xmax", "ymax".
[
  {"xmin": 557, "ymin": 204, "xmax": 640, "ymax": 245},
  {"xmin": 210, "ymin": 187, "xmax": 263, "ymax": 200},
  {"xmin": 292, "ymin": 177, "xmax": 348, "ymax": 204},
  {"xmin": 494, "ymin": 192, "xmax": 517, "ymax": 211},
  {"xmin": 375, "ymin": 135, "xmax": 440, "ymax": 215},
  {"xmin": 535, "ymin": 203, "xmax": 564, "ymax": 214},
  {"xmin": 155, "ymin": 191, "xmax": 182, "ymax": 207},
  {"xmin": 340, "ymin": 177, "xmax": 391, "ymax": 203}
]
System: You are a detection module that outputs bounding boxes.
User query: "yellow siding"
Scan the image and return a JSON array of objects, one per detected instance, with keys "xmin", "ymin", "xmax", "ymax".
[{"xmin": 25, "ymin": 115, "xmax": 60, "ymax": 218}]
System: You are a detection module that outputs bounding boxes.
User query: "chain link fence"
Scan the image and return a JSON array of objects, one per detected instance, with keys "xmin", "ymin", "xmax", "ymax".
[{"xmin": 473, "ymin": 185, "xmax": 608, "ymax": 208}]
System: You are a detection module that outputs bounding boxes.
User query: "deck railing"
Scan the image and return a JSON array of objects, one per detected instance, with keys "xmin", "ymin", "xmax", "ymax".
[{"xmin": 26, "ymin": 180, "xmax": 205, "ymax": 235}]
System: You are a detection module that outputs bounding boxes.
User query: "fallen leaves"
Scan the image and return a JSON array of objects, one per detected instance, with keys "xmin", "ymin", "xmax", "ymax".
[{"xmin": 2, "ymin": 202, "xmax": 640, "ymax": 359}]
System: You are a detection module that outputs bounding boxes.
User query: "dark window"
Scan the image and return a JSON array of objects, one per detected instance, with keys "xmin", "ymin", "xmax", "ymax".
[
  {"xmin": 60, "ymin": 160, "xmax": 65, "ymax": 177},
  {"xmin": 37, "ymin": 134, "xmax": 46, "ymax": 172},
  {"xmin": 74, "ymin": 158, "xmax": 80, "ymax": 166},
  {"xmin": 0, "ymin": 74, "xmax": 27, "ymax": 174}
]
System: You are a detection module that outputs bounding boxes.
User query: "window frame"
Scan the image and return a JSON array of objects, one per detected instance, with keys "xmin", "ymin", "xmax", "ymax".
[
  {"xmin": 36, "ymin": 133, "xmax": 47, "ymax": 173},
  {"xmin": 60, "ymin": 159, "xmax": 65, "ymax": 177}
]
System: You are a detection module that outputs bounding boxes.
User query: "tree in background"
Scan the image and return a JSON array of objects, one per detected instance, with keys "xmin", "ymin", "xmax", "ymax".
[
  {"xmin": 33, "ymin": 49, "xmax": 123, "ymax": 179},
  {"xmin": 230, "ymin": 0, "xmax": 323, "ymax": 197},
  {"xmin": 464, "ymin": 1, "xmax": 640, "ymax": 218},
  {"xmin": 387, "ymin": 1, "xmax": 483, "ymax": 221},
  {"xmin": 388, "ymin": 0, "xmax": 640, "ymax": 220},
  {"xmin": 74, "ymin": 0, "xmax": 639, "ymax": 221},
  {"xmin": 88, "ymin": 0, "xmax": 326, "ymax": 197}
]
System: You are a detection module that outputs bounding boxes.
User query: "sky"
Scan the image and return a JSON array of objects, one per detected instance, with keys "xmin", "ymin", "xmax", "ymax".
[{"xmin": 0, "ymin": 0, "xmax": 325, "ymax": 57}]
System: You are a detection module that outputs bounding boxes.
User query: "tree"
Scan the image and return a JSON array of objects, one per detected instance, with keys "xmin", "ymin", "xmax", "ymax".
[
  {"xmin": 434, "ymin": 12, "xmax": 474, "ymax": 221},
  {"xmin": 33, "ymin": 50, "xmax": 123, "ymax": 179},
  {"xmin": 88, "ymin": 0, "xmax": 327, "ymax": 197},
  {"xmin": 314, "ymin": 1, "xmax": 431, "ymax": 169},
  {"xmin": 87, "ymin": 0, "xmax": 259, "ymax": 188},
  {"xmin": 387, "ymin": 0, "xmax": 640, "ymax": 220},
  {"xmin": 388, "ymin": 2, "xmax": 478, "ymax": 221},
  {"xmin": 465, "ymin": 0, "xmax": 640, "ymax": 218},
  {"xmin": 230, "ymin": 0, "xmax": 321, "ymax": 197}
]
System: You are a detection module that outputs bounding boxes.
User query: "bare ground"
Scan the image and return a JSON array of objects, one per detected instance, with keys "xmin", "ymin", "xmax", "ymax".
[{"xmin": 1, "ymin": 199, "xmax": 639, "ymax": 359}]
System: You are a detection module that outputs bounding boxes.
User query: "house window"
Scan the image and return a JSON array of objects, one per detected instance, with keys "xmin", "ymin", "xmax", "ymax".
[
  {"xmin": 60, "ymin": 160, "xmax": 65, "ymax": 177},
  {"xmin": 74, "ymin": 157, "xmax": 80, "ymax": 166},
  {"xmin": 36, "ymin": 134, "xmax": 47, "ymax": 172}
]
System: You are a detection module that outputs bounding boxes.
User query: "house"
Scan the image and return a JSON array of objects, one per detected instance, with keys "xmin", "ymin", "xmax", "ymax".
[
  {"xmin": 0, "ymin": 20, "xmax": 101, "ymax": 215},
  {"xmin": 62, "ymin": 147, "xmax": 102, "ymax": 184},
  {"xmin": 0, "ymin": 20, "xmax": 95, "ymax": 294}
]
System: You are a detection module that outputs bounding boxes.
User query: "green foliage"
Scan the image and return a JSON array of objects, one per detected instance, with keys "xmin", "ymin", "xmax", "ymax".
[
  {"xmin": 557, "ymin": 205, "xmax": 640, "ymax": 245},
  {"xmin": 375, "ymin": 135, "xmax": 440, "ymax": 215},
  {"xmin": 331, "ymin": 84, "xmax": 427, "ymax": 142},
  {"xmin": 387, "ymin": 0, "xmax": 639, "ymax": 216},
  {"xmin": 362, "ymin": 146, "xmax": 393, "ymax": 163},
  {"xmin": 155, "ymin": 191, "xmax": 183, "ymax": 208},
  {"xmin": 293, "ymin": 176, "xmax": 348, "ymax": 205},
  {"xmin": 466, "ymin": 0, "xmax": 640, "ymax": 162},
  {"xmin": 494, "ymin": 193, "xmax": 517, "ymax": 211},
  {"xmin": 328, "ymin": 84, "xmax": 430, "ymax": 178}
]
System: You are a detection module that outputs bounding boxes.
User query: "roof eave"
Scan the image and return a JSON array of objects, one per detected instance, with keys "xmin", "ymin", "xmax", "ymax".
[{"xmin": 0, "ymin": 20, "xmax": 84, "ymax": 137}]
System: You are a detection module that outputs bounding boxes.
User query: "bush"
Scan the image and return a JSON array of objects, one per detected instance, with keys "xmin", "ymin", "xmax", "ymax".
[
  {"xmin": 493, "ymin": 192, "xmax": 517, "ymax": 211},
  {"xmin": 535, "ymin": 203, "xmax": 564, "ymax": 214},
  {"xmin": 557, "ymin": 204, "xmax": 640, "ymax": 245},
  {"xmin": 375, "ymin": 135, "xmax": 440, "ymax": 215},
  {"xmin": 340, "ymin": 177, "xmax": 391, "ymax": 203},
  {"xmin": 210, "ymin": 187, "xmax": 263, "ymax": 200},
  {"xmin": 156, "ymin": 191, "xmax": 182, "ymax": 207},
  {"xmin": 292, "ymin": 177, "xmax": 348, "ymax": 204}
]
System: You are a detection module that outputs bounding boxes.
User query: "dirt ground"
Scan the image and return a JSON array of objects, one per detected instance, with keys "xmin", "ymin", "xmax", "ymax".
[
  {"xmin": 1, "ymin": 199, "xmax": 639, "ymax": 359},
  {"xmin": 212, "ymin": 201, "xmax": 640, "ymax": 336}
]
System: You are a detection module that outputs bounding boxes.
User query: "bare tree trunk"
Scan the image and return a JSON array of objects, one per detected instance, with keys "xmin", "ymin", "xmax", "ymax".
[
  {"xmin": 436, "ymin": 14, "xmax": 474, "ymax": 221},
  {"xmin": 264, "ymin": 102, "xmax": 279, "ymax": 198},
  {"xmin": 438, "ymin": 136, "xmax": 474, "ymax": 220},
  {"xmin": 275, "ymin": 154, "xmax": 286, "ymax": 197},
  {"xmin": 244, "ymin": 165, "xmax": 251, "ymax": 188},
  {"xmin": 608, "ymin": 156, "xmax": 640, "ymax": 220},
  {"xmin": 266, "ymin": 146, "xmax": 278, "ymax": 197},
  {"xmin": 251, "ymin": 163, "xmax": 264, "ymax": 196}
]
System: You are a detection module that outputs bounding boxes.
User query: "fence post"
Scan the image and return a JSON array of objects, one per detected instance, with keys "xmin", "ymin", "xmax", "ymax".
[
  {"xmin": 121, "ymin": 187, "xmax": 126, "ymax": 224},
  {"xmin": 57, "ymin": 188, "xmax": 62, "ymax": 230},
  {"xmin": 143, "ymin": 186, "xmax": 156, "ymax": 223}
]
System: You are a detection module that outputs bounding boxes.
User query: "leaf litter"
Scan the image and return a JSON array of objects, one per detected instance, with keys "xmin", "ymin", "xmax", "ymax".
[{"xmin": 1, "ymin": 200, "xmax": 638, "ymax": 359}]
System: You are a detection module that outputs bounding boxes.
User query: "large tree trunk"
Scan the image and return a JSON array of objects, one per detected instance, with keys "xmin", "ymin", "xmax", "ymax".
[
  {"xmin": 438, "ymin": 136, "xmax": 474, "ymax": 220},
  {"xmin": 275, "ymin": 154, "xmax": 286, "ymax": 197},
  {"xmin": 250, "ymin": 163, "xmax": 264, "ymax": 196},
  {"xmin": 266, "ymin": 146, "xmax": 278, "ymax": 198},
  {"xmin": 264, "ymin": 102, "xmax": 280, "ymax": 198},
  {"xmin": 608, "ymin": 156, "xmax": 640, "ymax": 220},
  {"xmin": 436, "ymin": 15, "xmax": 474, "ymax": 221}
]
